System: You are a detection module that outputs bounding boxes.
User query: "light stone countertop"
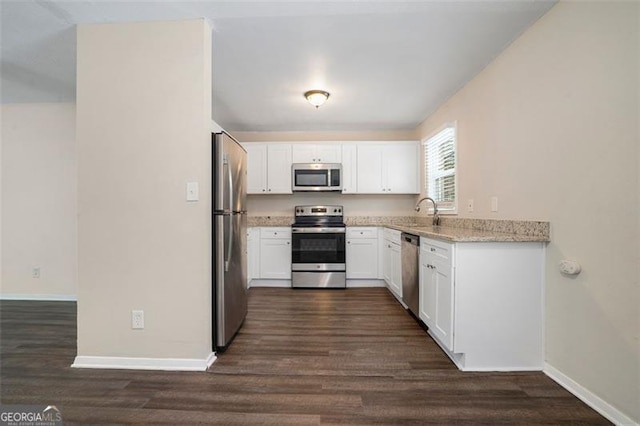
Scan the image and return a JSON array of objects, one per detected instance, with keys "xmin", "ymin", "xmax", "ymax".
[
  {"xmin": 382, "ymin": 224, "xmax": 549, "ymax": 243},
  {"xmin": 247, "ymin": 216, "xmax": 293, "ymax": 227},
  {"xmin": 247, "ymin": 216, "xmax": 550, "ymax": 243}
]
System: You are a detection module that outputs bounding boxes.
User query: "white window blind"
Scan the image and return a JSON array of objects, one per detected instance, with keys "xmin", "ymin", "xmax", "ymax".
[{"xmin": 423, "ymin": 125, "xmax": 457, "ymax": 212}]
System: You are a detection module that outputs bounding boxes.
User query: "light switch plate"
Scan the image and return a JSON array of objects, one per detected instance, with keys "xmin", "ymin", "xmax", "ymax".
[
  {"xmin": 186, "ymin": 182, "xmax": 199, "ymax": 202},
  {"xmin": 491, "ymin": 196, "xmax": 498, "ymax": 212}
]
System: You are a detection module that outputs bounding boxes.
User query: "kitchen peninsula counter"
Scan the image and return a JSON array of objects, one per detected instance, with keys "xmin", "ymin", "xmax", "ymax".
[{"xmin": 383, "ymin": 223, "xmax": 549, "ymax": 243}]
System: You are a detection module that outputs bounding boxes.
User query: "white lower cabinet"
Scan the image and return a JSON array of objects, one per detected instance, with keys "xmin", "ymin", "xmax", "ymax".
[
  {"xmin": 419, "ymin": 239, "xmax": 454, "ymax": 350},
  {"xmin": 419, "ymin": 238, "xmax": 545, "ymax": 371},
  {"xmin": 247, "ymin": 227, "xmax": 260, "ymax": 286},
  {"xmin": 258, "ymin": 227, "xmax": 291, "ymax": 279},
  {"xmin": 346, "ymin": 227, "xmax": 379, "ymax": 279},
  {"xmin": 382, "ymin": 228, "xmax": 402, "ymax": 301}
]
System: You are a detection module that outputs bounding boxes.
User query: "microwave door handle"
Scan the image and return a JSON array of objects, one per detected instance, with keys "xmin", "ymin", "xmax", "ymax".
[{"xmin": 224, "ymin": 156, "xmax": 233, "ymax": 272}]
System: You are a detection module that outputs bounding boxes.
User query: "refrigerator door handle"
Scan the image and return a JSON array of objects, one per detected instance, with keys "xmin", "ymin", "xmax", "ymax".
[
  {"xmin": 226, "ymin": 154, "xmax": 235, "ymax": 214},
  {"xmin": 224, "ymin": 155, "xmax": 233, "ymax": 272},
  {"xmin": 224, "ymin": 214, "xmax": 233, "ymax": 272}
]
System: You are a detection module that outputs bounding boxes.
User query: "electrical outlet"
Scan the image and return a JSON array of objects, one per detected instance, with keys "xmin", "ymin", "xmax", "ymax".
[
  {"xmin": 467, "ymin": 199, "xmax": 474, "ymax": 212},
  {"xmin": 491, "ymin": 196, "xmax": 498, "ymax": 212},
  {"xmin": 131, "ymin": 310, "xmax": 145, "ymax": 329},
  {"xmin": 32, "ymin": 267, "xmax": 41, "ymax": 278}
]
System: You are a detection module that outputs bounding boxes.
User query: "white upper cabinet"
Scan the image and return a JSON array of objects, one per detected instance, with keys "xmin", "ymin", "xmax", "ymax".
[
  {"xmin": 316, "ymin": 144, "xmax": 342, "ymax": 163},
  {"xmin": 243, "ymin": 141, "xmax": 418, "ymax": 195},
  {"xmin": 292, "ymin": 143, "xmax": 342, "ymax": 163},
  {"xmin": 356, "ymin": 142, "xmax": 420, "ymax": 194},
  {"xmin": 266, "ymin": 144, "xmax": 293, "ymax": 194},
  {"xmin": 385, "ymin": 143, "xmax": 420, "ymax": 194},
  {"xmin": 244, "ymin": 144, "xmax": 267, "ymax": 194},
  {"xmin": 341, "ymin": 144, "xmax": 357, "ymax": 194},
  {"xmin": 356, "ymin": 144, "xmax": 385, "ymax": 194},
  {"xmin": 242, "ymin": 143, "xmax": 292, "ymax": 194}
]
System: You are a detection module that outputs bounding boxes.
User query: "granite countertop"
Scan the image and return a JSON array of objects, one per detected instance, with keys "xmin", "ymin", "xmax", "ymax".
[
  {"xmin": 247, "ymin": 216, "xmax": 550, "ymax": 243},
  {"xmin": 383, "ymin": 223, "xmax": 549, "ymax": 243}
]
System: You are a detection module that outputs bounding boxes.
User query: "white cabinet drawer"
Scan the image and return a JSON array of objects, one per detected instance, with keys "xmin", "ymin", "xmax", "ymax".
[
  {"xmin": 347, "ymin": 227, "xmax": 378, "ymax": 239},
  {"xmin": 421, "ymin": 239, "xmax": 452, "ymax": 264},
  {"xmin": 260, "ymin": 227, "xmax": 291, "ymax": 239},
  {"xmin": 383, "ymin": 228, "xmax": 402, "ymax": 244}
]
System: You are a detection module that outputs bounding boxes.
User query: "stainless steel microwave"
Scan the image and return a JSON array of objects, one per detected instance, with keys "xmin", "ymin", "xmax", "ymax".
[{"xmin": 292, "ymin": 163, "xmax": 342, "ymax": 192}]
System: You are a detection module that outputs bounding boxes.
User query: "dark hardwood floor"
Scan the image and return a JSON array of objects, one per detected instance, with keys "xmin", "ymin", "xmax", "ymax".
[{"xmin": 1, "ymin": 288, "xmax": 609, "ymax": 425}]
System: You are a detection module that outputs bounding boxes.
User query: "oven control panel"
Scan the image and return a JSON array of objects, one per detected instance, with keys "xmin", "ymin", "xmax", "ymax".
[{"xmin": 295, "ymin": 205, "xmax": 343, "ymax": 217}]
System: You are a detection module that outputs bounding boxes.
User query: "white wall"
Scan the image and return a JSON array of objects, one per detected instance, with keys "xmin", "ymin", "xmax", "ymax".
[
  {"xmin": 76, "ymin": 19, "xmax": 212, "ymax": 361},
  {"xmin": 416, "ymin": 2, "xmax": 639, "ymax": 422},
  {"xmin": 1, "ymin": 103, "xmax": 77, "ymax": 299},
  {"xmin": 235, "ymin": 130, "xmax": 420, "ymax": 216}
]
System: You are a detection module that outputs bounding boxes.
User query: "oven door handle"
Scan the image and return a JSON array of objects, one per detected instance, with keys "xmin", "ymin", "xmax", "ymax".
[{"xmin": 292, "ymin": 227, "xmax": 346, "ymax": 233}]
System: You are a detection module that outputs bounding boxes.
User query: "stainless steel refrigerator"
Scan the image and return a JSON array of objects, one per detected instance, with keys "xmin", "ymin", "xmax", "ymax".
[{"xmin": 213, "ymin": 132, "xmax": 248, "ymax": 351}]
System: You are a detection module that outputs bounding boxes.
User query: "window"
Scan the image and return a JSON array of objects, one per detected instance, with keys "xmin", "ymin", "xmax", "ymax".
[{"xmin": 423, "ymin": 124, "xmax": 457, "ymax": 213}]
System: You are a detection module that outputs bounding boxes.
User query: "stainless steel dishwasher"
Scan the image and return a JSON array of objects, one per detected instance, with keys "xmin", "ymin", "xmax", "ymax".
[{"xmin": 401, "ymin": 233, "xmax": 420, "ymax": 317}]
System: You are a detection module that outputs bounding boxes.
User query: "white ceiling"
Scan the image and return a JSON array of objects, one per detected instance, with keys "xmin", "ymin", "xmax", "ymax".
[{"xmin": 0, "ymin": 1, "xmax": 556, "ymax": 132}]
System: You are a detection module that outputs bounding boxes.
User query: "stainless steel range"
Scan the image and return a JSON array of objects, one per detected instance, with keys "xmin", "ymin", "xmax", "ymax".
[{"xmin": 291, "ymin": 205, "xmax": 346, "ymax": 289}]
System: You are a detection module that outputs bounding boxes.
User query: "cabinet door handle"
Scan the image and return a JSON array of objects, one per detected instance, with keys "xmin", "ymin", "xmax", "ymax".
[
  {"xmin": 347, "ymin": 241, "xmax": 351, "ymax": 244},
  {"xmin": 262, "ymin": 189, "xmax": 266, "ymax": 192},
  {"xmin": 430, "ymin": 248, "xmax": 436, "ymax": 252},
  {"xmin": 286, "ymin": 241, "xmax": 290, "ymax": 245}
]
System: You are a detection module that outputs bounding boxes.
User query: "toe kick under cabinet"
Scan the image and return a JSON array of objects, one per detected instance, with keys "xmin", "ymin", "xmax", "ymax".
[{"xmin": 419, "ymin": 238, "xmax": 544, "ymax": 371}]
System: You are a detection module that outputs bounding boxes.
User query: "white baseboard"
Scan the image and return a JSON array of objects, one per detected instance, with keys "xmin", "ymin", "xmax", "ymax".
[
  {"xmin": 249, "ymin": 279, "xmax": 386, "ymax": 289},
  {"xmin": 544, "ymin": 363, "xmax": 638, "ymax": 426},
  {"xmin": 0, "ymin": 293, "xmax": 77, "ymax": 302},
  {"xmin": 72, "ymin": 352, "xmax": 216, "ymax": 372},
  {"xmin": 248, "ymin": 279, "xmax": 291, "ymax": 288},
  {"xmin": 346, "ymin": 279, "xmax": 386, "ymax": 288}
]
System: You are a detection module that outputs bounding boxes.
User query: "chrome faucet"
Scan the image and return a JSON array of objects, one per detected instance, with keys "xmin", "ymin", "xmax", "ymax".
[{"xmin": 415, "ymin": 197, "xmax": 440, "ymax": 226}]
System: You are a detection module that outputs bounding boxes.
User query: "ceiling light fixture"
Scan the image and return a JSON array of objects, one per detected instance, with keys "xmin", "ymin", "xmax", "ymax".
[{"xmin": 304, "ymin": 90, "xmax": 330, "ymax": 108}]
